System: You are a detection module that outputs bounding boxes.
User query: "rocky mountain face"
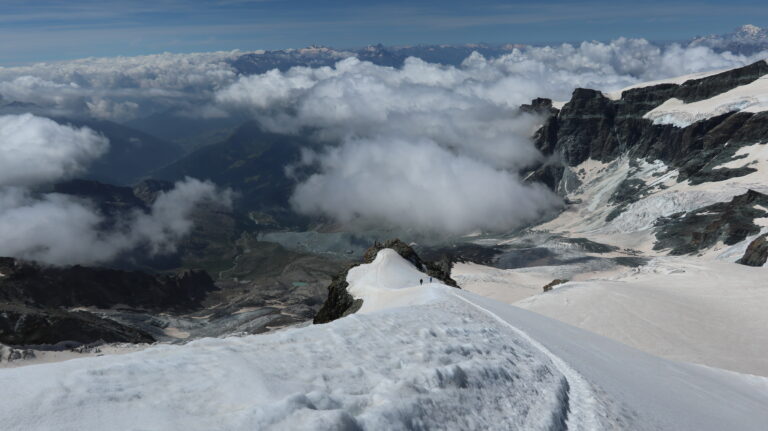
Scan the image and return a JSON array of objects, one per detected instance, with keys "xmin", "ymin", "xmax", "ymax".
[
  {"xmin": 53, "ymin": 118, "xmax": 183, "ymax": 186},
  {"xmin": 0, "ymin": 257, "xmax": 216, "ymax": 311},
  {"xmin": 738, "ymin": 234, "xmax": 768, "ymax": 266},
  {"xmin": 532, "ymin": 60, "xmax": 768, "ymax": 176},
  {"xmin": 152, "ymin": 121, "xmax": 312, "ymax": 231},
  {"xmin": 654, "ymin": 190, "xmax": 768, "ymax": 255},
  {"xmin": 0, "ymin": 257, "xmax": 216, "ymax": 346},
  {"xmin": 527, "ymin": 60, "xmax": 768, "ymax": 265},
  {"xmin": 314, "ymin": 239, "xmax": 457, "ymax": 324},
  {"xmin": 0, "ymin": 304, "xmax": 155, "ymax": 346}
]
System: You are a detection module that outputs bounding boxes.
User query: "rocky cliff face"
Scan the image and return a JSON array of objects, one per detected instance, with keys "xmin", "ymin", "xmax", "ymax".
[
  {"xmin": 521, "ymin": 60, "xmax": 768, "ymax": 259},
  {"xmin": 0, "ymin": 304, "xmax": 155, "ymax": 346},
  {"xmin": 314, "ymin": 239, "xmax": 458, "ymax": 324},
  {"xmin": 0, "ymin": 257, "xmax": 217, "ymax": 346},
  {"xmin": 0, "ymin": 257, "xmax": 216, "ymax": 311},
  {"xmin": 530, "ymin": 60, "xmax": 768, "ymax": 188},
  {"xmin": 653, "ymin": 190, "xmax": 768, "ymax": 255},
  {"xmin": 738, "ymin": 234, "xmax": 768, "ymax": 267}
]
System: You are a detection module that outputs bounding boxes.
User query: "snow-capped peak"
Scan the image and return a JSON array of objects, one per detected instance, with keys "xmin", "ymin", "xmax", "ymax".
[
  {"xmin": 689, "ymin": 24, "xmax": 768, "ymax": 54},
  {"xmin": 738, "ymin": 24, "xmax": 764, "ymax": 38}
]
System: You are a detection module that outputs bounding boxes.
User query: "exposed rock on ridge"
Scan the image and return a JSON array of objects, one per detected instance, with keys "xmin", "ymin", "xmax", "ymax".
[
  {"xmin": 653, "ymin": 190, "xmax": 768, "ymax": 255},
  {"xmin": 737, "ymin": 234, "xmax": 768, "ymax": 266}
]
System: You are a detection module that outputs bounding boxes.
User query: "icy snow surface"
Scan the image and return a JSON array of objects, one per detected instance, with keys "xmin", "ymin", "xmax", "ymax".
[
  {"xmin": 1, "ymin": 249, "xmax": 768, "ymax": 430},
  {"xmin": 644, "ymin": 66, "xmax": 768, "ymax": 127},
  {"xmin": 536, "ymin": 152, "xmax": 768, "ymax": 253}
]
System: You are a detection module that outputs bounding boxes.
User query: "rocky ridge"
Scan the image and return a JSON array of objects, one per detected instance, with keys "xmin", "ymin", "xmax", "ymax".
[
  {"xmin": 531, "ymin": 60, "xmax": 768, "ymax": 184},
  {"xmin": 653, "ymin": 189, "xmax": 768, "ymax": 255},
  {"xmin": 526, "ymin": 60, "xmax": 768, "ymax": 261}
]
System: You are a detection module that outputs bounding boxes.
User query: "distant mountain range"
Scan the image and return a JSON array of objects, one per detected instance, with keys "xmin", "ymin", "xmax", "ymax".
[
  {"xmin": 690, "ymin": 24, "xmax": 768, "ymax": 55},
  {"xmin": 229, "ymin": 26, "xmax": 768, "ymax": 75},
  {"xmin": 229, "ymin": 43, "xmax": 525, "ymax": 73}
]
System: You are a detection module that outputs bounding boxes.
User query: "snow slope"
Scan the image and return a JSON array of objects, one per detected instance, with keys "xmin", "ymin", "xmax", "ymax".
[
  {"xmin": 534, "ymin": 151, "xmax": 768, "ymax": 254},
  {"xmin": 458, "ymin": 257, "xmax": 768, "ymax": 376},
  {"xmin": 645, "ymin": 68, "xmax": 768, "ymax": 127},
  {"xmin": 2, "ymin": 249, "xmax": 767, "ymax": 430},
  {"xmin": 459, "ymin": 290, "xmax": 768, "ymax": 431}
]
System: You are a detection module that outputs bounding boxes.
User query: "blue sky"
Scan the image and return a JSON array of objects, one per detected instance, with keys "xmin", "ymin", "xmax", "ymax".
[{"xmin": 3, "ymin": 0, "xmax": 768, "ymax": 65}]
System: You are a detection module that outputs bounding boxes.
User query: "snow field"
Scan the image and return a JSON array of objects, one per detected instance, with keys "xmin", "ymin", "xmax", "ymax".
[
  {"xmin": 645, "ymin": 72, "xmax": 768, "ymax": 127},
  {"xmin": 2, "ymin": 249, "xmax": 767, "ymax": 430},
  {"xmin": 0, "ymin": 250, "xmax": 580, "ymax": 431}
]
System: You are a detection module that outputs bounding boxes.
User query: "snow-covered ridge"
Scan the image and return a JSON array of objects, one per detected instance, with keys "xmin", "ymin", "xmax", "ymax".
[
  {"xmin": 0, "ymin": 250, "xmax": 592, "ymax": 430},
  {"xmin": 346, "ymin": 248, "xmax": 446, "ymax": 313},
  {"xmin": 2, "ymin": 249, "xmax": 768, "ymax": 430},
  {"xmin": 645, "ymin": 68, "xmax": 768, "ymax": 127}
]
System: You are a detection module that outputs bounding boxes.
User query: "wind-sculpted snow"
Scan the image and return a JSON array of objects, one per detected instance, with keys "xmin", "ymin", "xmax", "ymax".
[{"xmin": 0, "ymin": 289, "xmax": 574, "ymax": 430}]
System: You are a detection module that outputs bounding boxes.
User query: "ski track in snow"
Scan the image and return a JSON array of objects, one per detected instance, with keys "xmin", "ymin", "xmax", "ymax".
[{"xmin": 451, "ymin": 293, "xmax": 608, "ymax": 430}]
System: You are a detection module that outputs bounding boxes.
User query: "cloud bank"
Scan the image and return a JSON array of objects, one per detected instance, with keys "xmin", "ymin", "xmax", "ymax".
[
  {"xmin": 2, "ymin": 39, "xmax": 766, "ymax": 236},
  {"xmin": 217, "ymin": 39, "xmax": 768, "ymax": 234},
  {"xmin": 0, "ymin": 114, "xmax": 108, "ymax": 186},
  {"xmin": 0, "ymin": 114, "xmax": 231, "ymax": 265},
  {"xmin": 291, "ymin": 138, "xmax": 560, "ymax": 234},
  {"xmin": 0, "ymin": 51, "xmax": 242, "ymax": 120}
]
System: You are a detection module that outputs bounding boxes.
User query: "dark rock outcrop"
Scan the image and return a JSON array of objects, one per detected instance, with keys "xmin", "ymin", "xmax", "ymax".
[
  {"xmin": 311, "ymin": 271, "xmax": 363, "ymax": 325},
  {"xmin": 542, "ymin": 279, "xmax": 568, "ymax": 292},
  {"xmin": 654, "ymin": 190, "xmax": 768, "ymax": 255},
  {"xmin": 314, "ymin": 239, "xmax": 458, "ymax": 324},
  {"xmin": 528, "ymin": 61, "xmax": 768, "ymax": 195},
  {"xmin": 737, "ymin": 234, "xmax": 768, "ymax": 267},
  {"xmin": 0, "ymin": 303, "xmax": 154, "ymax": 346},
  {"xmin": 417, "ymin": 243, "xmax": 505, "ymax": 266},
  {"xmin": 0, "ymin": 257, "xmax": 217, "ymax": 312},
  {"xmin": 0, "ymin": 257, "xmax": 217, "ymax": 346}
]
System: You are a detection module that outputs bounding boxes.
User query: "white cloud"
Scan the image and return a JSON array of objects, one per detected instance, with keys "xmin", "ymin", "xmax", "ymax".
[
  {"xmin": 0, "ymin": 114, "xmax": 108, "ymax": 186},
  {"xmin": 217, "ymin": 39, "xmax": 768, "ymax": 234},
  {"xmin": 0, "ymin": 178, "xmax": 231, "ymax": 266},
  {"xmin": 0, "ymin": 51, "xmax": 242, "ymax": 120},
  {"xmin": 291, "ymin": 137, "xmax": 561, "ymax": 234},
  {"xmin": 0, "ymin": 114, "xmax": 231, "ymax": 265},
  {"xmin": 127, "ymin": 177, "xmax": 233, "ymax": 256},
  {"xmin": 2, "ymin": 40, "xmax": 766, "ymax": 236}
]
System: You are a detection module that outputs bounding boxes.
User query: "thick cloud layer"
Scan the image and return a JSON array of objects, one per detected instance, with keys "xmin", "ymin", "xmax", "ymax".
[
  {"xmin": 0, "ymin": 114, "xmax": 231, "ymax": 265},
  {"xmin": 3, "ymin": 39, "xmax": 766, "ymax": 236},
  {"xmin": 0, "ymin": 114, "xmax": 108, "ymax": 186},
  {"xmin": 0, "ymin": 179, "xmax": 230, "ymax": 266},
  {"xmin": 0, "ymin": 51, "xmax": 242, "ymax": 120},
  {"xmin": 291, "ymin": 138, "xmax": 560, "ymax": 234},
  {"xmin": 217, "ymin": 39, "xmax": 767, "ymax": 234}
]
